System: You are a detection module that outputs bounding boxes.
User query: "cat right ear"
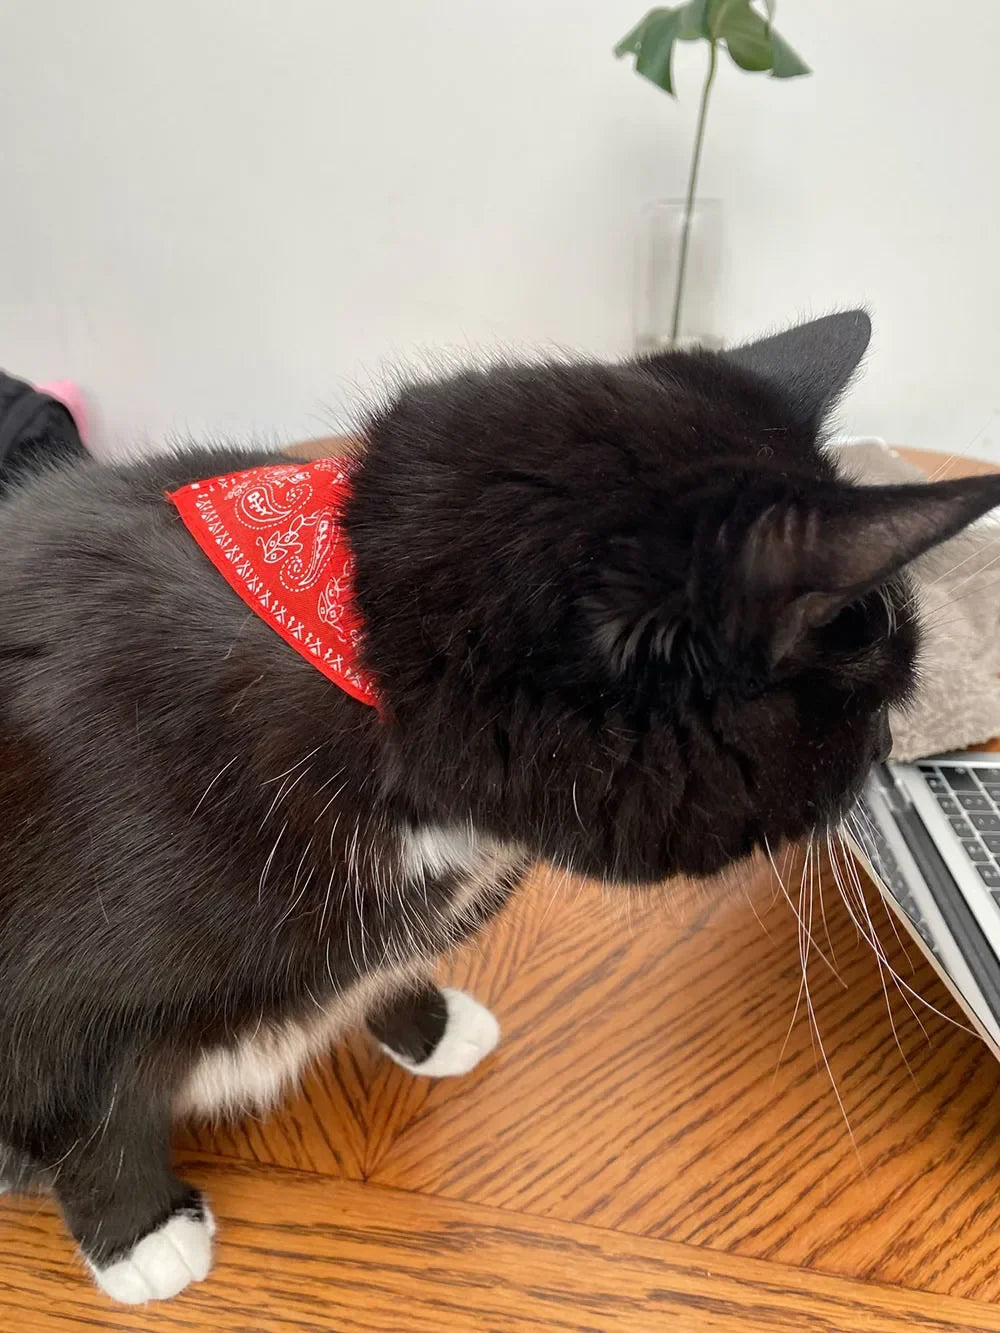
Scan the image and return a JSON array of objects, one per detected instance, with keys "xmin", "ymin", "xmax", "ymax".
[{"xmin": 729, "ymin": 472, "xmax": 1000, "ymax": 664}]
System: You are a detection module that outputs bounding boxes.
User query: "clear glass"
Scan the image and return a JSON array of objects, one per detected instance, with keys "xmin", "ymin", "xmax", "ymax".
[{"xmin": 633, "ymin": 198, "xmax": 723, "ymax": 354}]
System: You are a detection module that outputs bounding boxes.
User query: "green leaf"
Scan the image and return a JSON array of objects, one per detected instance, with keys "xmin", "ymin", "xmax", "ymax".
[
  {"xmin": 677, "ymin": 0, "xmax": 711, "ymax": 39},
  {"xmin": 614, "ymin": 14, "xmax": 651, "ymax": 58},
  {"xmin": 769, "ymin": 30, "xmax": 810, "ymax": 77},
  {"xmin": 614, "ymin": 8, "xmax": 685, "ymax": 96},
  {"xmin": 716, "ymin": 2, "xmax": 774, "ymax": 71},
  {"xmin": 615, "ymin": 0, "xmax": 810, "ymax": 91},
  {"xmin": 705, "ymin": 0, "xmax": 744, "ymax": 38}
]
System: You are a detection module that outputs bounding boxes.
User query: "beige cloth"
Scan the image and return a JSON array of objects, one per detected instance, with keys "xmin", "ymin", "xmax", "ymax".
[{"xmin": 835, "ymin": 439, "xmax": 1000, "ymax": 762}]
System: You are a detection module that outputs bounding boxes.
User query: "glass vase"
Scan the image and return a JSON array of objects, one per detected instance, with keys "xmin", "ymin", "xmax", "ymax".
[{"xmin": 633, "ymin": 198, "xmax": 723, "ymax": 354}]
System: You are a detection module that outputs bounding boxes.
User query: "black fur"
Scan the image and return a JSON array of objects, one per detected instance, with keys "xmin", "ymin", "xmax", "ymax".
[
  {"xmin": 368, "ymin": 984, "xmax": 450, "ymax": 1065},
  {"xmin": 0, "ymin": 312, "xmax": 998, "ymax": 1292}
]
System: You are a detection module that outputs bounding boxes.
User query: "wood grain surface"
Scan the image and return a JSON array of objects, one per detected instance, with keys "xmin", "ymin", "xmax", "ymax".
[
  {"xmin": 10, "ymin": 1153, "xmax": 1000, "ymax": 1333},
  {"xmin": 2, "ymin": 444, "xmax": 998, "ymax": 1331}
]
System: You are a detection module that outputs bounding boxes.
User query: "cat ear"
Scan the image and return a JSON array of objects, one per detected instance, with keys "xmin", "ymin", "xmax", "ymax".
[
  {"xmin": 732, "ymin": 473, "xmax": 1000, "ymax": 663},
  {"xmin": 726, "ymin": 310, "xmax": 871, "ymax": 430}
]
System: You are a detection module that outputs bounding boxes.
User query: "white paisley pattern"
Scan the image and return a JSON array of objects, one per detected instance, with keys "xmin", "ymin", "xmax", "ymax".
[{"xmin": 168, "ymin": 458, "xmax": 379, "ymax": 706}]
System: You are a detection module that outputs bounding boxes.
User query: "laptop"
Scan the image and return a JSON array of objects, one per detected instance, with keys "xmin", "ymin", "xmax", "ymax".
[{"xmin": 847, "ymin": 754, "xmax": 1000, "ymax": 1059}]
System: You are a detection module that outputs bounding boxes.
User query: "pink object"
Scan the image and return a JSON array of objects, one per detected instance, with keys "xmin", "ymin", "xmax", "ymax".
[{"xmin": 34, "ymin": 379, "xmax": 88, "ymax": 444}]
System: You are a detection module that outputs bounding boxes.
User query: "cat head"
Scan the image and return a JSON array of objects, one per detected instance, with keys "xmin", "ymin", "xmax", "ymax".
[{"xmin": 351, "ymin": 313, "xmax": 1000, "ymax": 883}]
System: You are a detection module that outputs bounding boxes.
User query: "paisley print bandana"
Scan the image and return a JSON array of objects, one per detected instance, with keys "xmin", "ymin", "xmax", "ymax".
[{"xmin": 168, "ymin": 458, "xmax": 379, "ymax": 707}]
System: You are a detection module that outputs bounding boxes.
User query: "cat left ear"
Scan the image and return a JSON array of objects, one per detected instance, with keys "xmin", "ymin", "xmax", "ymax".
[
  {"xmin": 731, "ymin": 473, "xmax": 1000, "ymax": 663},
  {"xmin": 725, "ymin": 310, "xmax": 871, "ymax": 431}
]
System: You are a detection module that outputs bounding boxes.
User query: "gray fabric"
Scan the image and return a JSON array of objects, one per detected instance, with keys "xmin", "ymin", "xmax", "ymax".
[{"xmin": 834, "ymin": 440, "xmax": 1000, "ymax": 762}]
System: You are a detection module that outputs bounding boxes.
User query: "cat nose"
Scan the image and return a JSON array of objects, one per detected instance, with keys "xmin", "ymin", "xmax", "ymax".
[{"xmin": 875, "ymin": 710, "xmax": 893, "ymax": 764}]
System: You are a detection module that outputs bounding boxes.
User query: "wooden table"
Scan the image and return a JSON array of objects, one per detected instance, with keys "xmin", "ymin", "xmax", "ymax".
[{"xmin": 3, "ymin": 444, "xmax": 1000, "ymax": 1332}]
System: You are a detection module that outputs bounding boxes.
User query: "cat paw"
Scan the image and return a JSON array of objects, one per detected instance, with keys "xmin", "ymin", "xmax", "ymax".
[
  {"xmin": 383, "ymin": 988, "xmax": 500, "ymax": 1078},
  {"xmin": 87, "ymin": 1205, "xmax": 216, "ymax": 1304}
]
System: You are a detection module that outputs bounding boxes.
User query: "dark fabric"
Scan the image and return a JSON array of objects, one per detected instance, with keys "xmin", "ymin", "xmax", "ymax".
[{"xmin": 0, "ymin": 372, "xmax": 87, "ymax": 496}]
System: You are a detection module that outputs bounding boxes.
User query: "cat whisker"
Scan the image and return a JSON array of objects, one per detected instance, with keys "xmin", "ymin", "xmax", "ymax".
[
  {"xmin": 258, "ymin": 821, "xmax": 287, "ymax": 905},
  {"xmin": 326, "ymin": 810, "xmax": 343, "ymax": 872},
  {"xmin": 226, "ymin": 671, "xmax": 265, "ymax": 713},
  {"xmin": 763, "ymin": 836, "xmax": 845, "ymax": 986},
  {"xmin": 842, "ymin": 812, "xmax": 914, "ymax": 970},
  {"xmin": 920, "ymin": 569, "xmax": 1000, "ymax": 619},
  {"xmin": 802, "ymin": 846, "xmax": 861, "ymax": 1163},
  {"xmin": 834, "ymin": 826, "xmax": 972, "ymax": 1037},
  {"xmin": 537, "ymin": 856, "xmax": 571, "ymax": 931},
  {"xmin": 261, "ymin": 746, "xmax": 323, "ymax": 785},
  {"xmin": 772, "ymin": 839, "xmax": 812, "ymax": 1077},
  {"xmin": 312, "ymin": 766, "xmax": 346, "ymax": 797},
  {"xmin": 223, "ymin": 612, "xmax": 257, "ymax": 660},
  {"xmin": 816, "ymin": 833, "xmax": 838, "ymax": 966},
  {"xmin": 743, "ymin": 883, "xmax": 773, "ymax": 938},
  {"xmin": 912, "ymin": 610, "xmax": 997, "ymax": 638},
  {"xmin": 925, "ymin": 453, "xmax": 960, "ymax": 481},
  {"xmin": 846, "ymin": 862, "xmax": 933, "ymax": 1061},
  {"xmin": 926, "ymin": 544, "xmax": 1000, "ymax": 603},
  {"xmin": 274, "ymin": 841, "xmax": 315, "ymax": 929},
  {"xmin": 895, "ymin": 547, "xmax": 1000, "ymax": 624},
  {"xmin": 258, "ymin": 765, "xmax": 312, "ymax": 833},
  {"xmin": 918, "ymin": 539, "xmax": 1000, "ymax": 591},
  {"xmin": 877, "ymin": 582, "xmax": 898, "ymax": 636},
  {"xmin": 828, "ymin": 829, "xmax": 919, "ymax": 1081},
  {"xmin": 571, "ymin": 781, "xmax": 586, "ymax": 834},
  {"xmin": 191, "ymin": 754, "xmax": 239, "ymax": 817},
  {"xmin": 837, "ymin": 834, "xmax": 927, "ymax": 1039},
  {"xmin": 846, "ymin": 800, "xmax": 880, "ymax": 848}
]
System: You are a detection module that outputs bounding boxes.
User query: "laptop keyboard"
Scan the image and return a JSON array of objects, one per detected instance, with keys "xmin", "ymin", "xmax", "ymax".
[
  {"xmin": 852, "ymin": 791, "xmax": 942, "ymax": 960},
  {"xmin": 918, "ymin": 764, "xmax": 1000, "ymax": 895}
]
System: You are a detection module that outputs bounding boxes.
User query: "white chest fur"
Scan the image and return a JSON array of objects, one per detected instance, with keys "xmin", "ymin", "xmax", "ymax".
[
  {"xmin": 172, "ymin": 962, "xmax": 424, "ymax": 1120},
  {"xmin": 173, "ymin": 823, "xmax": 524, "ymax": 1121}
]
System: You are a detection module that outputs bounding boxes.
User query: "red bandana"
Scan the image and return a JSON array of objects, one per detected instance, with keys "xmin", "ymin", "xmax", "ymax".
[{"xmin": 168, "ymin": 458, "xmax": 379, "ymax": 707}]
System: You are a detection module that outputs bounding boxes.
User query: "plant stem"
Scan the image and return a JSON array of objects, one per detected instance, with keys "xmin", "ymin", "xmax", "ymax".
[{"xmin": 670, "ymin": 37, "xmax": 718, "ymax": 343}]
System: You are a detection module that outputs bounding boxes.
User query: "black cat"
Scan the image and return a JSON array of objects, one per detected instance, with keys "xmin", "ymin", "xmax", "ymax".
[{"xmin": 0, "ymin": 312, "xmax": 997, "ymax": 1303}]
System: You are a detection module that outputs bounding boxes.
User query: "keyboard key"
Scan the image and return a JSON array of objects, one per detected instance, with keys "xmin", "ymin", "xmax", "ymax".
[
  {"xmin": 978, "ymin": 865, "xmax": 1000, "ymax": 889},
  {"xmin": 962, "ymin": 839, "xmax": 991, "ymax": 863},
  {"xmin": 936, "ymin": 796, "xmax": 960, "ymax": 815},
  {"xmin": 945, "ymin": 767, "xmax": 980, "ymax": 791},
  {"xmin": 984, "ymin": 835, "xmax": 1000, "ymax": 854},
  {"xmin": 979, "ymin": 772, "xmax": 1000, "ymax": 790},
  {"xmin": 970, "ymin": 813, "xmax": 1000, "ymax": 833},
  {"xmin": 950, "ymin": 817, "xmax": 972, "ymax": 835},
  {"xmin": 925, "ymin": 775, "xmax": 949, "ymax": 792},
  {"xmin": 958, "ymin": 793, "xmax": 990, "ymax": 811}
]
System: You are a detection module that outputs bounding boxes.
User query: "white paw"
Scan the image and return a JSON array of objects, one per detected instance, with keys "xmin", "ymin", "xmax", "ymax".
[
  {"xmin": 383, "ymin": 988, "xmax": 500, "ymax": 1078},
  {"xmin": 88, "ymin": 1206, "xmax": 216, "ymax": 1304}
]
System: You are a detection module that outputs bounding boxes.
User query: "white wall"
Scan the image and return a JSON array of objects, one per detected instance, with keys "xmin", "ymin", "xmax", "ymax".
[{"xmin": 2, "ymin": 1, "xmax": 998, "ymax": 459}]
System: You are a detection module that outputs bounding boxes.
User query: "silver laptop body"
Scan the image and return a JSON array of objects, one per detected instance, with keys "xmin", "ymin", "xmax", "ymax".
[{"xmin": 847, "ymin": 753, "xmax": 1000, "ymax": 1059}]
